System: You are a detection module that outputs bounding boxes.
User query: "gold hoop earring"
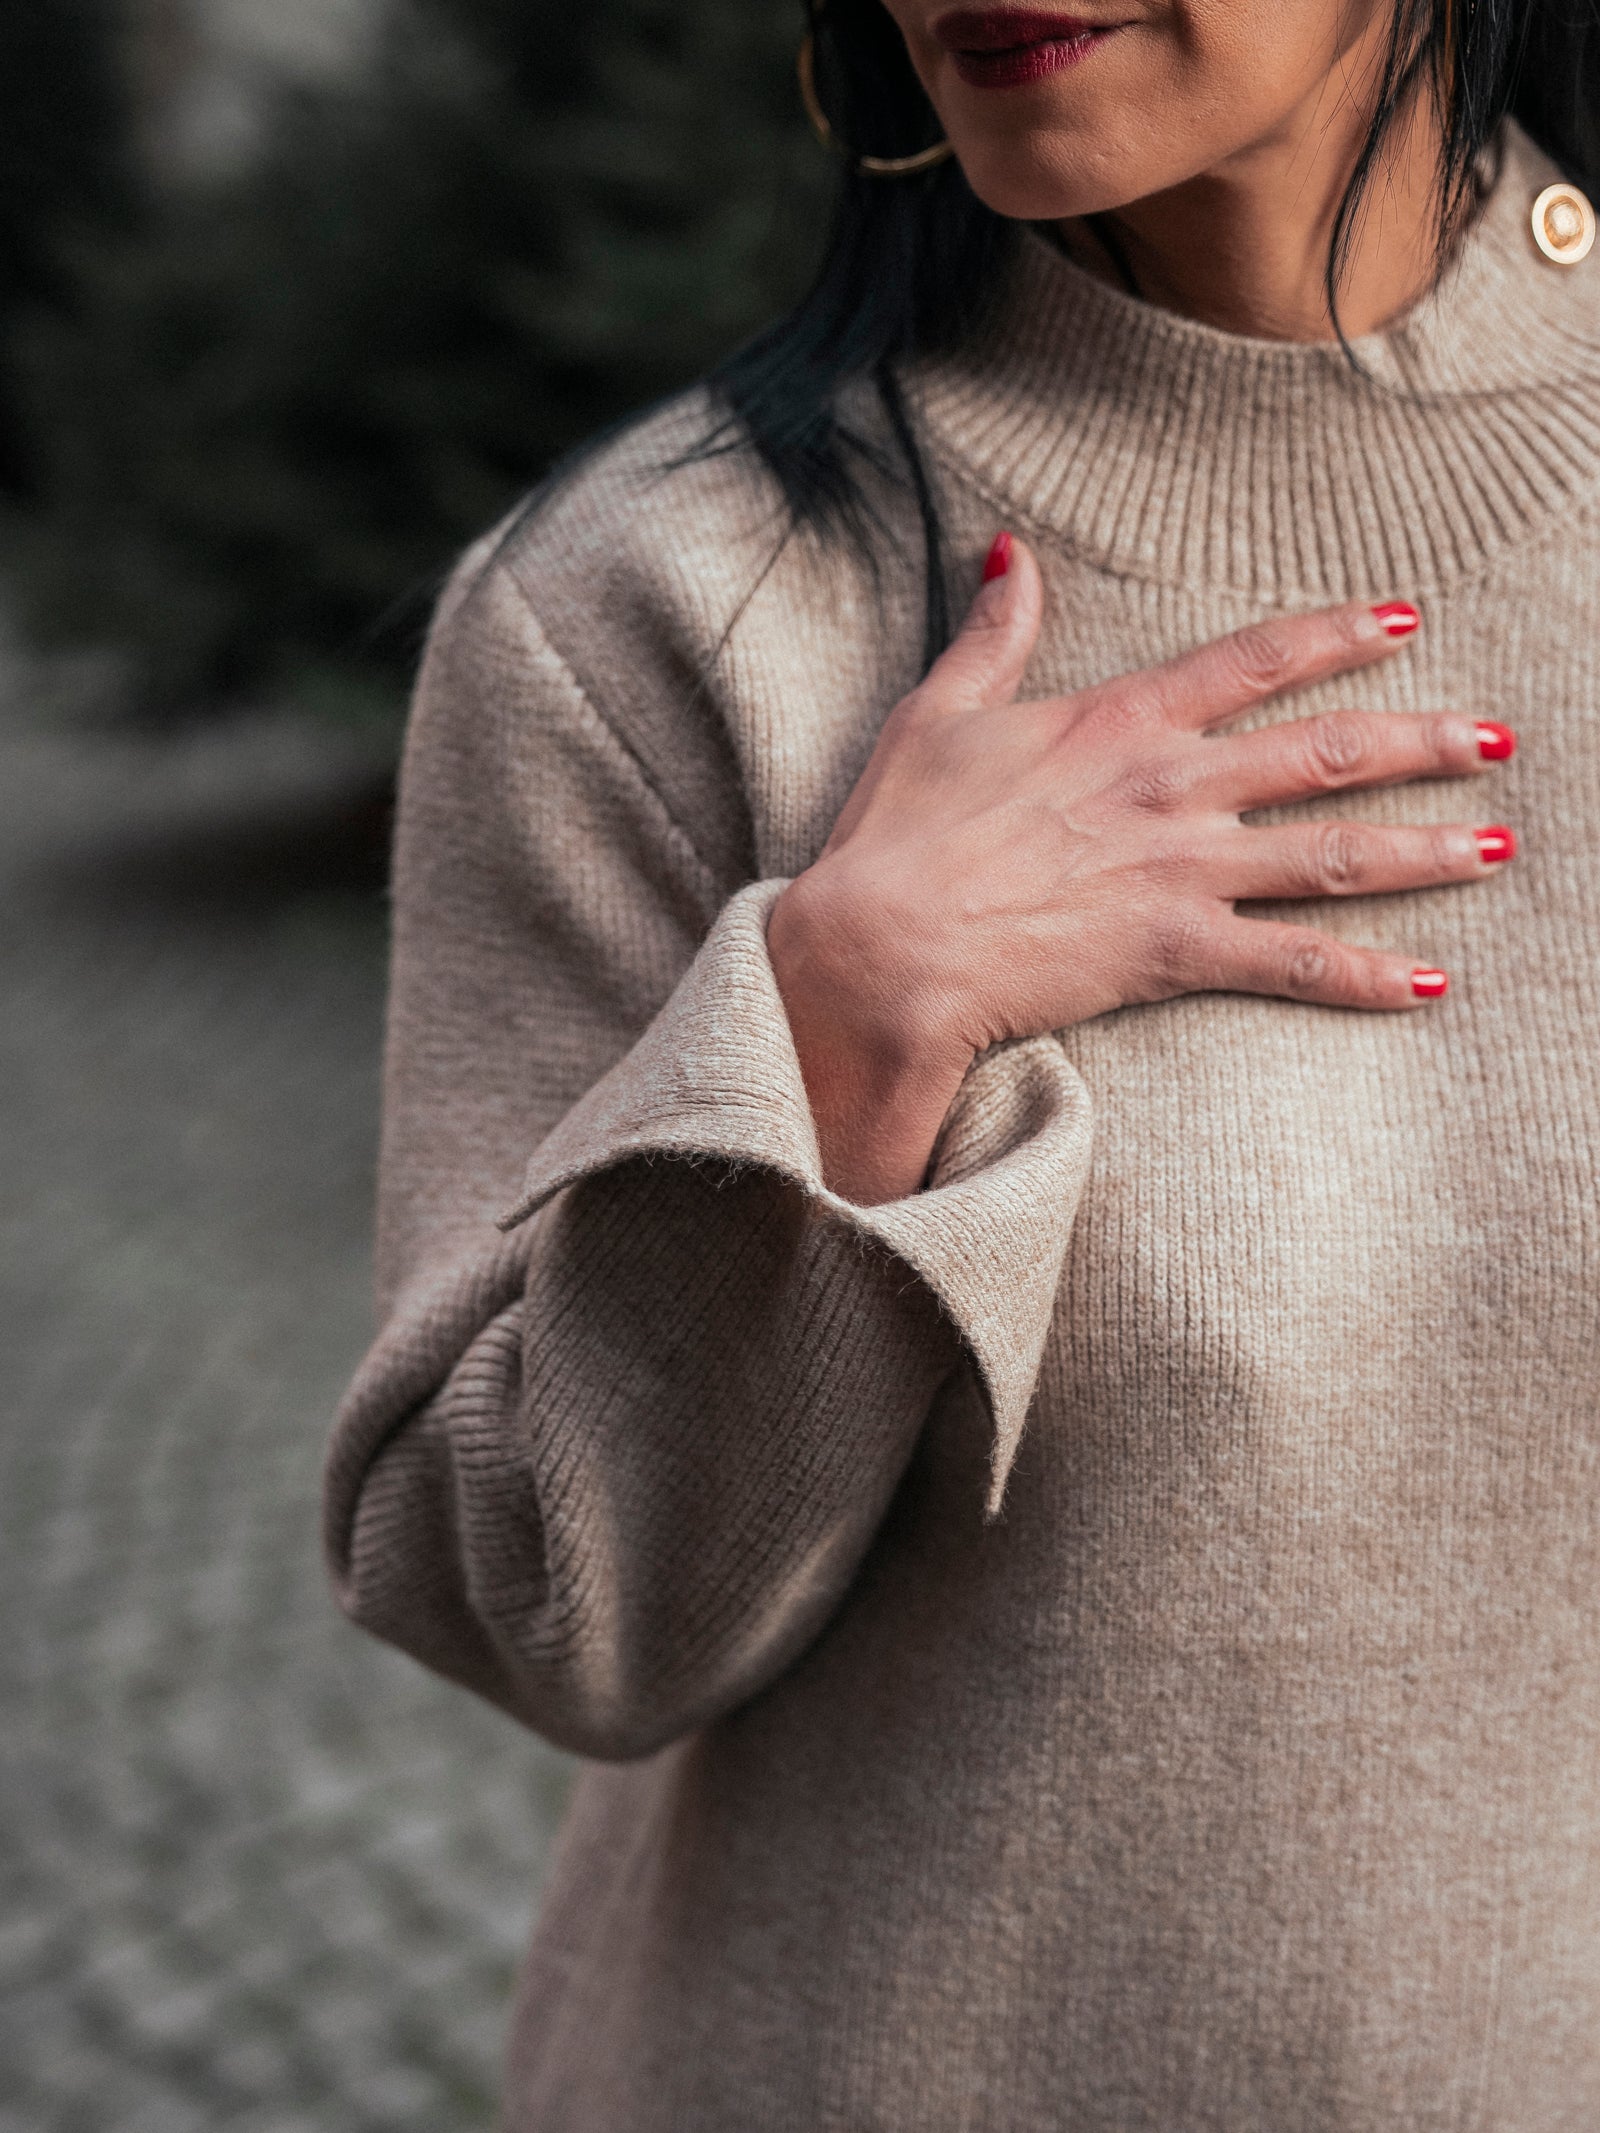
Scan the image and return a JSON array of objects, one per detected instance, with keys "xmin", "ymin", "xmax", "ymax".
[{"xmin": 797, "ymin": 31, "xmax": 954, "ymax": 178}]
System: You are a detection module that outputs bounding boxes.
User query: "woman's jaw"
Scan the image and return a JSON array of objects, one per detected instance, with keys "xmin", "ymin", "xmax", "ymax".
[{"xmin": 881, "ymin": 0, "xmax": 1445, "ymax": 342}]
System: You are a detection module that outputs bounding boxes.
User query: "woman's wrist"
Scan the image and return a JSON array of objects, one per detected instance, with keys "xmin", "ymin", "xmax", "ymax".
[{"xmin": 767, "ymin": 872, "xmax": 975, "ymax": 1206}]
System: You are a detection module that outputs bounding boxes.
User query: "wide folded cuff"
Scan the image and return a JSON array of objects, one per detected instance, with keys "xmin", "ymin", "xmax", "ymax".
[{"xmin": 500, "ymin": 881, "xmax": 1094, "ymax": 1511}]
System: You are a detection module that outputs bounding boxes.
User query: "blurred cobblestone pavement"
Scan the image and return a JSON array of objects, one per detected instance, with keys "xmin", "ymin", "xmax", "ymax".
[{"xmin": 0, "ymin": 665, "xmax": 572, "ymax": 2132}]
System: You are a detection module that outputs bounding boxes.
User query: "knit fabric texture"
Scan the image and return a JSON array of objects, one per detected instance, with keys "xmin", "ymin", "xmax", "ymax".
[{"xmin": 327, "ymin": 123, "xmax": 1600, "ymax": 2129}]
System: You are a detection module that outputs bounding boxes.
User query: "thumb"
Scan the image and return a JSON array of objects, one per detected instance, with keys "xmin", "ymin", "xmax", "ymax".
[{"xmin": 922, "ymin": 531, "xmax": 1044, "ymax": 712}]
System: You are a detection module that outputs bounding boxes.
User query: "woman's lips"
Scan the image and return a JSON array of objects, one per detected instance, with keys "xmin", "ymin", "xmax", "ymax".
[{"xmin": 933, "ymin": 8, "xmax": 1118, "ymax": 87}]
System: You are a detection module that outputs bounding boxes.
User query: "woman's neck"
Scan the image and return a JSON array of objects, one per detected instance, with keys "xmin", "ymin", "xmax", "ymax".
[{"xmin": 1056, "ymin": 57, "xmax": 1446, "ymax": 343}]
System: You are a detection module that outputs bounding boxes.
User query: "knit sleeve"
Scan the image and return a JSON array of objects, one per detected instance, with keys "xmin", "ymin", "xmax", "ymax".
[{"xmin": 323, "ymin": 552, "xmax": 1093, "ymax": 1761}]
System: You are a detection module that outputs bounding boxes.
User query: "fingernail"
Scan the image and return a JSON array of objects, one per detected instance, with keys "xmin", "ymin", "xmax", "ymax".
[
  {"xmin": 1476, "ymin": 721, "xmax": 1516, "ymax": 761},
  {"xmin": 982, "ymin": 531, "xmax": 1013, "ymax": 585},
  {"xmin": 1372, "ymin": 601, "xmax": 1420, "ymax": 638},
  {"xmin": 1412, "ymin": 967, "xmax": 1449, "ymax": 999},
  {"xmin": 1476, "ymin": 825, "xmax": 1517, "ymax": 865}
]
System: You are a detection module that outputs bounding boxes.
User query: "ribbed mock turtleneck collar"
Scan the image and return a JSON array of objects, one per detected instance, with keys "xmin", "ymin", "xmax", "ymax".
[{"xmin": 917, "ymin": 123, "xmax": 1600, "ymax": 600}]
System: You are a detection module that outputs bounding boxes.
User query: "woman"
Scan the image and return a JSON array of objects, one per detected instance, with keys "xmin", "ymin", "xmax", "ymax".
[{"xmin": 326, "ymin": 0, "xmax": 1600, "ymax": 2120}]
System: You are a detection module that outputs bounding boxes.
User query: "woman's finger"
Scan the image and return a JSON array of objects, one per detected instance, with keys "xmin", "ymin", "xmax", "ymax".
[
  {"xmin": 1215, "ymin": 818, "xmax": 1516, "ymax": 903},
  {"xmin": 1105, "ymin": 599, "xmax": 1419, "ymax": 734},
  {"xmin": 911, "ymin": 532, "xmax": 1045, "ymax": 716},
  {"xmin": 1205, "ymin": 708, "xmax": 1513, "ymax": 812},
  {"xmin": 1206, "ymin": 916, "xmax": 1446, "ymax": 1010}
]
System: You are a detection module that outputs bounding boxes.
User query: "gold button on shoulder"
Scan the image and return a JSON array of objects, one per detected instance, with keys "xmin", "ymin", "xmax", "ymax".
[{"xmin": 1532, "ymin": 181, "xmax": 1596, "ymax": 265}]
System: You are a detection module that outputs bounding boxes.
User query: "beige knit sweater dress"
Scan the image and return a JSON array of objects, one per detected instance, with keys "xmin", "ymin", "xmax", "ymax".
[{"xmin": 327, "ymin": 124, "xmax": 1600, "ymax": 2128}]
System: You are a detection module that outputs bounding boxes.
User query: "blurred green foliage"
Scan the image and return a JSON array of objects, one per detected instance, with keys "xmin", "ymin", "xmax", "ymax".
[
  {"xmin": 0, "ymin": 0, "xmax": 133, "ymax": 499},
  {"xmin": 9, "ymin": 0, "xmax": 828, "ymax": 717}
]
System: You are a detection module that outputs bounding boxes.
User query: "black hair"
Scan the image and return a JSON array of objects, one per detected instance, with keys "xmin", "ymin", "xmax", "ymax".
[{"xmin": 705, "ymin": 0, "xmax": 1600, "ymax": 665}]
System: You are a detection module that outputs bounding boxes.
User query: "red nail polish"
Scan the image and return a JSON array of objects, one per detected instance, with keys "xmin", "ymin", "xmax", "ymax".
[
  {"xmin": 1476, "ymin": 825, "xmax": 1517, "ymax": 864},
  {"xmin": 1412, "ymin": 967, "xmax": 1449, "ymax": 999},
  {"xmin": 1373, "ymin": 601, "xmax": 1420, "ymax": 638},
  {"xmin": 1476, "ymin": 721, "xmax": 1516, "ymax": 761},
  {"xmin": 982, "ymin": 531, "xmax": 1013, "ymax": 584}
]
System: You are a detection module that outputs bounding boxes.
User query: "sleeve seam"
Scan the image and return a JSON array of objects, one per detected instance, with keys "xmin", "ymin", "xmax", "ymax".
[{"xmin": 495, "ymin": 562, "xmax": 731, "ymax": 913}]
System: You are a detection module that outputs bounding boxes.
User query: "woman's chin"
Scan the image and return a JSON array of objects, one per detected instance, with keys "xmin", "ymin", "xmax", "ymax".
[{"xmin": 948, "ymin": 134, "xmax": 1137, "ymax": 225}]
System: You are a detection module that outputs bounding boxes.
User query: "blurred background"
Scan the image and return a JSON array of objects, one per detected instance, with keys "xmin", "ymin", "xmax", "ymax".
[{"xmin": 0, "ymin": 4, "xmax": 825, "ymax": 2126}]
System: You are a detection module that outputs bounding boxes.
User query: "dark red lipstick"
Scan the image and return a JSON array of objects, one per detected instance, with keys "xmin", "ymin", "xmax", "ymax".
[{"xmin": 934, "ymin": 8, "xmax": 1118, "ymax": 86}]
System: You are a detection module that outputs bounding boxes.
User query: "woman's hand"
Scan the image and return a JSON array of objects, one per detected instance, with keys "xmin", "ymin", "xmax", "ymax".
[{"xmin": 767, "ymin": 533, "xmax": 1517, "ymax": 1206}]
